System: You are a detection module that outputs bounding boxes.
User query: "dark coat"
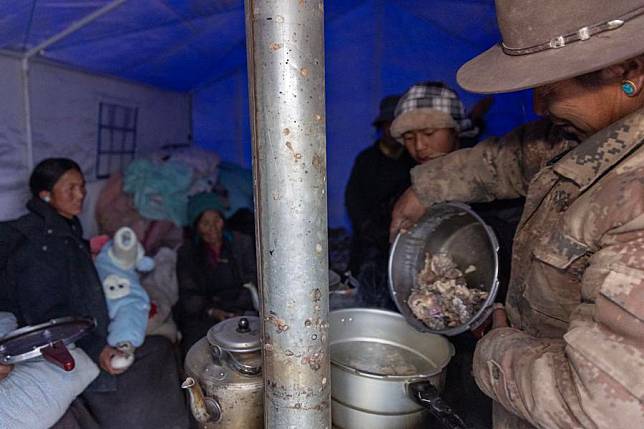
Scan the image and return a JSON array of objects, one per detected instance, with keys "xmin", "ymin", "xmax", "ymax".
[
  {"xmin": 345, "ymin": 141, "xmax": 416, "ymax": 273},
  {"xmin": 345, "ymin": 141, "xmax": 416, "ymax": 234},
  {"xmin": 0, "ymin": 198, "xmax": 114, "ymax": 391},
  {"xmin": 175, "ymin": 231, "xmax": 256, "ymax": 350}
]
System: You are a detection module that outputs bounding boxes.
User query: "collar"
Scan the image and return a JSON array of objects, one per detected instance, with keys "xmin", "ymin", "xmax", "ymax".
[
  {"xmin": 377, "ymin": 138, "xmax": 405, "ymax": 159},
  {"xmin": 553, "ymin": 108, "xmax": 644, "ymax": 191},
  {"xmin": 26, "ymin": 197, "xmax": 83, "ymax": 238}
]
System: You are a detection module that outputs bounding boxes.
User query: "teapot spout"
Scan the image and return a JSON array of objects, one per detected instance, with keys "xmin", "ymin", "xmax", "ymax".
[{"xmin": 181, "ymin": 377, "xmax": 219, "ymax": 425}]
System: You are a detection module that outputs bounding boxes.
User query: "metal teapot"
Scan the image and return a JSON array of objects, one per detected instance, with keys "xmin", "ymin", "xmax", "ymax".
[{"xmin": 182, "ymin": 316, "xmax": 263, "ymax": 428}]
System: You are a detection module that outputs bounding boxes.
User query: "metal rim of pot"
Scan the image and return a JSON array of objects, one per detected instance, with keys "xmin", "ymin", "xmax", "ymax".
[
  {"xmin": 388, "ymin": 202, "xmax": 500, "ymax": 336},
  {"xmin": 329, "ymin": 308, "xmax": 454, "ymax": 382},
  {"xmin": 331, "ymin": 348, "xmax": 453, "ymax": 382}
]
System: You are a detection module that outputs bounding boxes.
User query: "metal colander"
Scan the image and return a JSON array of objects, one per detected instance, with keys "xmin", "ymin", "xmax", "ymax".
[{"xmin": 388, "ymin": 203, "xmax": 499, "ymax": 335}]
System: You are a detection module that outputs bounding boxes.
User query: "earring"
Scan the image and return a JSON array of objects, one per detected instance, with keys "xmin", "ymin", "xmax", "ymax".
[
  {"xmin": 42, "ymin": 195, "xmax": 51, "ymax": 203},
  {"xmin": 621, "ymin": 80, "xmax": 638, "ymax": 97}
]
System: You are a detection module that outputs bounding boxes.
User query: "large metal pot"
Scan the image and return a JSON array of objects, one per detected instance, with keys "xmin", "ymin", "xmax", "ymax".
[
  {"xmin": 183, "ymin": 316, "xmax": 263, "ymax": 428},
  {"xmin": 330, "ymin": 308, "xmax": 466, "ymax": 429},
  {"xmin": 389, "ymin": 202, "xmax": 499, "ymax": 335}
]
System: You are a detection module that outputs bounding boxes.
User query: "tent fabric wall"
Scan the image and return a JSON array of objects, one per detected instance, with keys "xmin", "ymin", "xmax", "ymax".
[
  {"xmin": 0, "ymin": 53, "xmax": 192, "ymax": 221},
  {"xmin": 0, "ymin": 0, "xmax": 537, "ymax": 228},
  {"xmin": 191, "ymin": 0, "xmax": 537, "ymax": 228},
  {"xmin": 0, "ymin": 55, "xmax": 29, "ymax": 220}
]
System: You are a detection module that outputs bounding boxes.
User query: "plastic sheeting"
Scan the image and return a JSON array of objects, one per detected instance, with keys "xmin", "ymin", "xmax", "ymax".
[{"xmin": 0, "ymin": 0, "xmax": 536, "ymax": 227}]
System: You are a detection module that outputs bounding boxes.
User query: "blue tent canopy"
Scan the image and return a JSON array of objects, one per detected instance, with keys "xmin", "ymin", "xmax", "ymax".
[{"xmin": 0, "ymin": 0, "xmax": 536, "ymax": 227}]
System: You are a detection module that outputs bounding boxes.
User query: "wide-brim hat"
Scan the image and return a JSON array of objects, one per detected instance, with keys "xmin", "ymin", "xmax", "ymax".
[
  {"xmin": 457, "ymin": 0, "xmax": 644, "ymax": 94},
  {"xmin": 372, "ymin": 95, "xmax": 402, "ymax": 126}
]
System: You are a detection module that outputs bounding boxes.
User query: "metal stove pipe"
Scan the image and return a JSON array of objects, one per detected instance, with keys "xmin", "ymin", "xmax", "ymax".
[{"xmin": 244, "ymin": 0, "xmax": 330, "ymax": 427}]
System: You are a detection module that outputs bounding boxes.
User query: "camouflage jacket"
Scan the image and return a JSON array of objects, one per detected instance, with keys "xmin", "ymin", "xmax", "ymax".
[{"xmin": 410, "ymin": 109, "xmax": 644, "ymax": 428}]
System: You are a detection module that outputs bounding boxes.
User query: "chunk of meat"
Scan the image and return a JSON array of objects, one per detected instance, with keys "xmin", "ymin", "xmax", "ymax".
[{"xmin": 408, "ymin": 252, "xmax": 488, "ymax": 330}]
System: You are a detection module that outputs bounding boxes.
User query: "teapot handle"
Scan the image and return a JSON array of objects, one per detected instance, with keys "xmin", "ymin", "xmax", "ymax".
[
  {"xmin": 211, "ymin": 345, "xmax": 261, "ymax": 376},
  {"xmin": 242, "ymin": 283, "xmax": 260, "ymax": 312}
]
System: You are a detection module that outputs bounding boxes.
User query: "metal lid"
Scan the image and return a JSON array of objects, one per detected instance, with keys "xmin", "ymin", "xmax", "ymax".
[
  {"xmin": 0, "ymin": 316, "xmax": 96, "ymax": 364},
  {"xmin": 207, "ymin": 316, "xmax": 261, "ymax": 353},
  {"xmin": 388, "ymin": 202, "xmax": 499, "ymax": 336}
]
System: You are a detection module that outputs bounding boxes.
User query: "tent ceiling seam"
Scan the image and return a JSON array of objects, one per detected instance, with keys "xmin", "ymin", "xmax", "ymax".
[
  {"xmin": 110, "ymin": 0, "xmax": 241, "ymax": 80},
  {"xmin": 21, "ymin": 0, "xmax": 38, "ymax": 51},
  {"xmin": 113, "ymin": 27, "xmax": 209, "ymax": 76},
  {"xmin": 156, "ymin": 0, "xmax": 198, "ymax": 34},
  {"xmin": 143, "ymin": 0, "xmax": 213, "ymax": 61}
]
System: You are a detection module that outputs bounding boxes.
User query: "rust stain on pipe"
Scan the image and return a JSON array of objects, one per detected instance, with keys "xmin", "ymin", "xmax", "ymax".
[
  {"xmin": 311, "ymin": 152, "xmax": 323, "ymax": 174},
  {"xmin": 285, "ymin": 141, "xmax": 302, "ymax": 162},
  {"xmin": 266, "ymin": 312, "xmax": 289, "ymax": 333},
  {"xmin": 300, "ymin": 346, "xmax": 324, "ymax": 371}
]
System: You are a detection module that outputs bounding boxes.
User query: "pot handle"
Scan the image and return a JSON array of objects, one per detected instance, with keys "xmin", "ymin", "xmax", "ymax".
[
  {"xmin": 211, "ymin": 345, "xmax": 261, "ymax": 376},
  {"xmin": 41, "ymin": 340, "xmax": 75, "ymax": 371},
  {"xmin": 407, "ymin": 380, "xmax": 469, "ymax": 429}
]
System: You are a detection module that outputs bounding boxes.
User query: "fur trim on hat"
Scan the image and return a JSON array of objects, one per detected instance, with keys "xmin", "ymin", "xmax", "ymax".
[{"xmin": 390, "ymin": 108, "xmax": 457, "ymax": 142}]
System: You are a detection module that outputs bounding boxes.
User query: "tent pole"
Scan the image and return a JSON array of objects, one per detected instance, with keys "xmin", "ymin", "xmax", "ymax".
[
  {"xmin": 24, "ymin": 0, "xmax": 128, "ymax": 60},
  {"xmin": 21, "ymin": 58, "xmax": 34, "ymax": 173},
  {"xmin": 20, "ymin": 0, "xmax": 128, "ymax": 173},
  {"xmin": 245, "ymin": 1, "xmax": 331, "ymax": 427}
]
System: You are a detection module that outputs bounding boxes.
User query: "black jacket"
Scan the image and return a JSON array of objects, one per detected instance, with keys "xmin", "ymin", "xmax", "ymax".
[
  {"xmin": 0, "ymin": 198, "xmax": 114, "ymax": 391},
  {"xmin": 176, "ymin": 232, "xmax": 256, "ymax": 318},
  {"xmin": 345, "ymin": 141, "xmax": 416, "ymax": 233},
  {"xmin": 175, "ymin": 232, "xmax": 256, "ymax": 350},
  {"xmin": 345, "ymin": 141, "xmax": 416, "ymax": 272}
]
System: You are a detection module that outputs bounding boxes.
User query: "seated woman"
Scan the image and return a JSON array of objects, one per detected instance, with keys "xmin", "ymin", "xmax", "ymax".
[
  {"xmin": 0, "ymin": 158, "xmax": 188, "ymax": 429},
  {"xmin": 176, "ymin": 192, "xmax": 257, "ymax": 354}
]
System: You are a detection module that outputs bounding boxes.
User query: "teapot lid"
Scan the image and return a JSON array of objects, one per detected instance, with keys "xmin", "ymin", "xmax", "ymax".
[{"xmin": 207, "ymin": 316, "xmax": 261, "ymax": 353}]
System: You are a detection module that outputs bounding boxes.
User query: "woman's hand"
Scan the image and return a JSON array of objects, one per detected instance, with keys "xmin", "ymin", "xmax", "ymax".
[
  {"xmin": 389, "ymin": 188, "xmax": 427, "ymax": 242},
  {"xmin": 471, "ymin": 303, "xmax": 508, "ymax": 338},
  {"xmin": 491, "ymin": 303, "xmax": 509, "ymax": 329},
  {"xmin": 0, "ymin": 363, "xmax": 13, "ymax": 381},
  {"xmin": 207, "ymin": 308, "xmax": 236, "ymax": 322},
  {"xmin": 99, "ymin": 346, "xmax": 128, "ymax": 375}
]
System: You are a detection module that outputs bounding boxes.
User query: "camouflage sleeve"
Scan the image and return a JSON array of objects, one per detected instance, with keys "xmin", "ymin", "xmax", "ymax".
[
  {"xmin": 473, "ymin": 215, "xmax": 644, "ymax": 427},
  {"xmin": 410, "ymin": 120, "xmax": 563, "ymax": 207}
]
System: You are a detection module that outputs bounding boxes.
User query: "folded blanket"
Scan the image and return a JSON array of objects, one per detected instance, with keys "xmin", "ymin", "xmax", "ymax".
[{"xmin": 0, "ymin": 312, "xmax": 99, "ymax": 429}]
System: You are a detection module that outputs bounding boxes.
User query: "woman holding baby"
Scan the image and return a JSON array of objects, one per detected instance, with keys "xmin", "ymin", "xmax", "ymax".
[{"xmin": 0, "ymin": 158, "xmax": 188, "ymax": 428}]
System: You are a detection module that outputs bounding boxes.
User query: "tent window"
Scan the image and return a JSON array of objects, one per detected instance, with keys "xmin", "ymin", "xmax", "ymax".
[{"xmin": 96, "ymin": 102, "xmax": 138, "ymax": 179}]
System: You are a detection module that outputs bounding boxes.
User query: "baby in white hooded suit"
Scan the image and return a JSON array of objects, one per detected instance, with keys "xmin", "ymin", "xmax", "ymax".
[{"xmin": 94, "ymin": 227, "xmax": 153, "ymax": 370}]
